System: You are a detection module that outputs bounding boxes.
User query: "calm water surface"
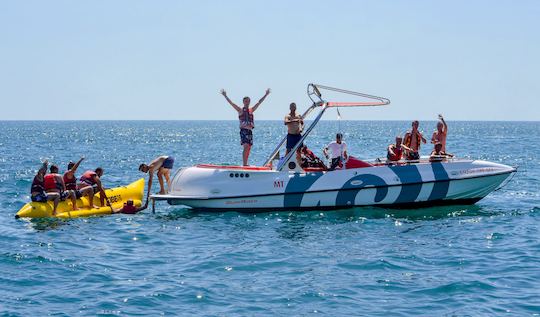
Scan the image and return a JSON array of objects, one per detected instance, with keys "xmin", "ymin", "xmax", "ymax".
[{"xmin": 0, "ymin": 121, "xmax": 539, "ymax": 316}]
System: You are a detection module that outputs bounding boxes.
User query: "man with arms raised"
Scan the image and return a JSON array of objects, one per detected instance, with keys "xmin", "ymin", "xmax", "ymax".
[
  {"xmin": 221, "ymin": 88, "xmax": 271, "ymax": 166},
  {"xmin": 403, "ymin": 120, "xmax": 427, "ymax": 160},
  {"xmin": 139, "ymin": 155, "xmax": 175, "ymax": 196},
  {"xmin": 44, "ymin": 165, "xmax": 78, "ymax": 215}
]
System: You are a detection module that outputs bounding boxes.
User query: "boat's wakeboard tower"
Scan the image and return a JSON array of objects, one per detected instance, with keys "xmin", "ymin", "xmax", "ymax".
[{"xmin": 263, "ymin": 83, "xmax": 390, "ymax": 171}]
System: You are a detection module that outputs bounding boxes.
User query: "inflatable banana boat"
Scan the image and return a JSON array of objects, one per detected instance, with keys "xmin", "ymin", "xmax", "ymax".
[{"xmin": 16, "ymin": 178, "xmax": 145, "ymax": 219}]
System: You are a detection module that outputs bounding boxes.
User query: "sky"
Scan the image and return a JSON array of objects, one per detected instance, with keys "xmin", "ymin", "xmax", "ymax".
[{"xmin": 0, "ymin": 1, "xmax": 539, "ymax": 121}]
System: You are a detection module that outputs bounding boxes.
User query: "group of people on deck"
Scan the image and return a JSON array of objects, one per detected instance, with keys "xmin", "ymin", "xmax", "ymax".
[
  {"xmin": 221, "ymin": 88, "xmax": 453, "ymax": 169},
  {"xmin": 30, "ymin": 155, "xmax": 176, "ymax": 215},
  {"xmin": 387, "ymin": 115, "xmax": 453, "ymax": 163}
]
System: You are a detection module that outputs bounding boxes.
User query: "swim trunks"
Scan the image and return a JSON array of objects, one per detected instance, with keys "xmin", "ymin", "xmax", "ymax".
[
  {"xmin": 162, "ymin": 156, "xmax": 175, "ymax": 169},
  {"xmin": 286, "ymin": 133, "xmax": 303, "ymax": 151},
  {"xmin": 240, "ymin": 128, "xmax": 253, "ymax": 145},
  {"xmin": 31, "ymin": 192, "xmax": 48, "ymax": 203}
]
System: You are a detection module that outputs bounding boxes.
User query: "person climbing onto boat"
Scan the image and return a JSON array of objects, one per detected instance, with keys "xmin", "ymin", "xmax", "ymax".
[
  {"xmin": 323, "ymin": 133, "xmax": 348, "ymax": 171},
  {"xmin": 429, "ymin": 143, "xmax": 454, "ymax": 162},
  {"xmin": 113, "ymin": 199, "xmax": 148, "ymax": 215},
  {"xmin": 403, "ymin": 120, "xmax": 427, "ymax": 160},
  {"xmin": 30, "ymin": 160, "xmax": 61, "ymax": 214},
  {"xmin": 284, "ymin": 102, "xmax": 303, "ymax": 154},
  {"xmin": 45, "ymin": 165, "xmax": 78, "ymax": 214},
  {"xmin": 221, "ymin": 88, "xmax": 271, "ymax": 166},
  {"xmin": 139, "ymin": 155, "xmax": 175, "ymax": 196},
  {"xmin": 431, "ymin": 114, "xmax": 448, "ymax": 152},
  {"xmin": 63, "ymin": 157, "xmax": 84, "ymax": 199},
  {"xmin": 77, "ymin": 167, "xmax": 111, "ymax": 208}
]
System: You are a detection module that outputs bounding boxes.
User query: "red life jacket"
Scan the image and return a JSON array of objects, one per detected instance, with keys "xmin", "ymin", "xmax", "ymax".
[
  {"xmin": 63, "ymin": 172, "xmax": 77, "ymax": 191},
  {"xmin": 44, "ymin": 174, "xmax": 62, "ymax": 191},
  {"xmin": 79, "ymin": 171, "xmax": 97, "ymax": 186},
  {"xmin": 239, "ymin": 108, "xmax": 254, "ymax": 129},
  {"xmin": 387, "ymin": 145, "xmax": 403, "ymax": 161},
  {"xmin": 121, "ymin": 204, "xmax": 138, "ymax": 214}
]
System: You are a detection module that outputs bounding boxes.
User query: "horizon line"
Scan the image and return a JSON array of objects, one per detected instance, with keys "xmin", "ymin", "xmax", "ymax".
[{"xmin": 0, "ymin": 119, "xmax": 538, "ymax": 122}]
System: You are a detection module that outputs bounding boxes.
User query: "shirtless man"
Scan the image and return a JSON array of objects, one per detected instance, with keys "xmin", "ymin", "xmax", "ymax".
[
  {"xmin": 44, "ymin": 165, "xmax": 77, "ymax": 214},
  {"xmin": 30, "ymin": 160, "xmax": 61, "ymax": 214},
  {"xmin": 431, "ymin": 114, "xmax": 448, "ymax": 152},
  {"xmin": 139, "ymin": 155, "xmax": 175, "ymax": 196},
  {"xmin": 403, "ymin": 120, "xmax": 427, "ymax": 160},
  {"xmin": 221, "ymin": 88, "xmax": 271, "ymax": 166},
  {"xmin": 284, "ymin": 102, "xmax": 303, "ymax": 154}
]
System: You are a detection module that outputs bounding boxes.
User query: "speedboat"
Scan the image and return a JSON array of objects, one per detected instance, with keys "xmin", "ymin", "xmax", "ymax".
[{"xmin": 152, "ymin": 84, "xmax": 516, "ymax": 211}]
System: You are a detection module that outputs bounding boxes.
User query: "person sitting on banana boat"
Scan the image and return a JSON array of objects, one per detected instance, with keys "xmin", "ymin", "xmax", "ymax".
[
  {"xmin": 77, "ymin": 167, "xmax": 111, "ymax": 208},
  {"xmin": 139, "ymin": 155, "xmax": 175, "ymax": 196},
  {"xmin": 44, "ymin": 165, "xmax": 78, "ymax": 215},
  {"xmin": 30, "ymin": 160, "xmax": 61, "ymax": 215},
  {"xmin": 62, "ymin": 157, "xmax": 86, "ymax": 202}
]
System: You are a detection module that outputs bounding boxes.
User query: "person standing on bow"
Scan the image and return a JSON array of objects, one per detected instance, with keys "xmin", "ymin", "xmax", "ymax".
[
  {"xmin": 431, "ymin": 114, "xmax": 448, "ymax": 153},
  {"xmin": 403, "ymin": 120, "xmax": 427, "ymax": 160},
  {"xmin": 221, "ymin": 88, "xmax": 271, "ymax": 166},
  {"xmin": 284, "ymin": 102, "xmax": 304, "ymax": 155}
]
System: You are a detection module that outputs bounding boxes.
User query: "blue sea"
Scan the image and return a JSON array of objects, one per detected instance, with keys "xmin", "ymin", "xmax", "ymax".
[{"xmin": 0, "ymin": 120, "xmax": 539, "ymax": 316}]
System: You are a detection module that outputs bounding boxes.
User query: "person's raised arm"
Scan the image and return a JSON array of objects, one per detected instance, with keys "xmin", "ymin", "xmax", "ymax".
[
  {"xmin": 439, "ymin": 114, "xmax": 448, "ymax": 133},
  {"xmin": 71, "ymin": 157, "xmax": 84, "ymax": 173},
  {"xmin": 38, "ymin": 160, "xmax": 48, "ymax": 175},
  {"xmin": 252, "ymin": 88, "xmax": 271, "ymax": 112},
  {"xmin": 220, "ymin": 89, "xmax": 241, "ymax": 112}
]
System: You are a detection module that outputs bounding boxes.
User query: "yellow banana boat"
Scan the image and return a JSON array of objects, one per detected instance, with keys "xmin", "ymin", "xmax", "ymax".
[{"xmin": 16, "ymin": 178, "xmax": 145, "ymax": 219}]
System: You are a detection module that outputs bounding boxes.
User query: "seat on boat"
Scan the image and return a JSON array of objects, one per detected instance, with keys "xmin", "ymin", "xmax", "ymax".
[{"xmin": 345, "ymin": 156, "xmax": 373, "ymax": 169}]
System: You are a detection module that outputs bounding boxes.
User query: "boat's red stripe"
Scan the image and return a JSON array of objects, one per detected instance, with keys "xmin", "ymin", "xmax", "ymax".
[{"xmin": 196, "ymin": 164, "xmax": 271, "ymax": 171}]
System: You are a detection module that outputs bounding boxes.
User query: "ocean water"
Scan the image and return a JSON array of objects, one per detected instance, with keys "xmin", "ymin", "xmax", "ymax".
[{"xmin": 0, "ymin": 120, "xmax": 539, "ymax": 316}]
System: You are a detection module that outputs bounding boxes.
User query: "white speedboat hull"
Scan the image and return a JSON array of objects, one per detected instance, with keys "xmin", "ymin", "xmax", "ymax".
[{"xmin": 153, "ymin": 160, "xmax": 515, "ymax": 211}]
